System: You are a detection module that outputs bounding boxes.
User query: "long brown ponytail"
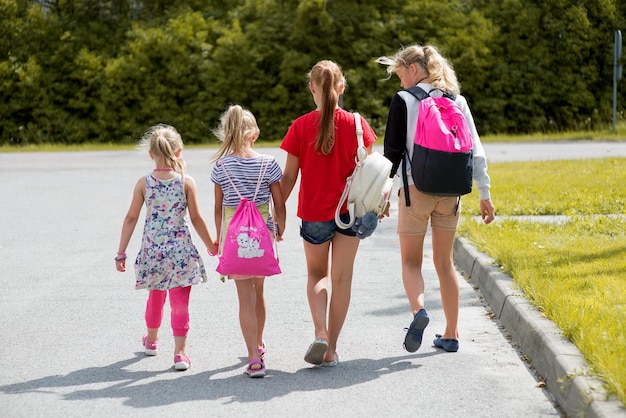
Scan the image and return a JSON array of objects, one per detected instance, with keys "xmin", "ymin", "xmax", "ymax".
[{"xmin": 308, "ymin": 60, "xmax": 346, "ymax": 154}]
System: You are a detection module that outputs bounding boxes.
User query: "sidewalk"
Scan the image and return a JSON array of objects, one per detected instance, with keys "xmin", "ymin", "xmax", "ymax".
[{"xmin": 0, "ymin": 143, "xmax": 624, "ymax": 417}]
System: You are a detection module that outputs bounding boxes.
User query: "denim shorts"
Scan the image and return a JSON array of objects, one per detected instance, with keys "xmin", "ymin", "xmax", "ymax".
[{"xmin": 300, "ymin": 212, "xmax": 357, "ymax": 244}]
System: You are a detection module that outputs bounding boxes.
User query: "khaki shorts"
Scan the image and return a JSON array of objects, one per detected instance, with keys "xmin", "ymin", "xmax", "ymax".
[{"xmin": 397, "ymin": 185, "xmax": 461, "ymax": 236}]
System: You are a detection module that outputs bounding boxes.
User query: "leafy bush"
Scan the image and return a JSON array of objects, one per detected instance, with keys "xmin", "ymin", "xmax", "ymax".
[{"xmin": 1, "ymin": 0, "xmax": 624, "ymax": 145}]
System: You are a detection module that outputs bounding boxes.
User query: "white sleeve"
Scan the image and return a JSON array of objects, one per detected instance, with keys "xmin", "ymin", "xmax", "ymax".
[{"xmin": 456, "ymin": 95, "xmax": 491, "ymax": 200}]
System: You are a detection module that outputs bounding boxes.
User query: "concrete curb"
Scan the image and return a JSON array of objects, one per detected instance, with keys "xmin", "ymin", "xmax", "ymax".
[{"xmin": 454, "ymin": 237, "xmax": 626, "ymax": 418}]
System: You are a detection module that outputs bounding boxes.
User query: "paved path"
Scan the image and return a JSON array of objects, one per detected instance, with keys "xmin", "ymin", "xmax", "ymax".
[{"xmin": 0, "ymin": 142, "xmax": 624, "ymax": 417}]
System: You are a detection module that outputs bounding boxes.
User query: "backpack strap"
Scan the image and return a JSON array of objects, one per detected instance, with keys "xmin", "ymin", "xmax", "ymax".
[
  {"xmin": 353, "ymin": 112, "xmax": 368, "ymax": 163},
  {"xmin": 407, "ymin": 85, "xmax": 457, "ymax": 101},
  {"xmin": 400, "ymin": 87, "xmax": 430, "ymax": 207},
  {"xmin": 219, "ymin": 159, "xmax": 243, "ymax": 201},
  {"xmin": 401, "ymin": 150, "xmax": 411, "ymax": 207},
  {"xmin": 427, "ymin": 87, "xmax": 457, "ymax": 101},
  {"xmin": 219, "ymin": 156, "xmax": 269, "ymax": 204},
  {"xmin": 252, "ymin": 156, "xmax": 269, "ymax": 202},
  {"xmin": 405, "ymin": 86, "xmax": 429, "ymax": 101},
  {"xmin": 335, "ymin": 113, "xmax": 366, "ymax": 229},
  {"xmin": 400, "ymin": 86, "xmax": 431, "ymax": 207}
]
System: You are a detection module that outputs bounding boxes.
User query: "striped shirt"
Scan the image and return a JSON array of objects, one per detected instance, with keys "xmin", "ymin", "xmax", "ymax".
[{"xmin": 211, "ymin": 155, "xmax": 282, "ymax": 207}]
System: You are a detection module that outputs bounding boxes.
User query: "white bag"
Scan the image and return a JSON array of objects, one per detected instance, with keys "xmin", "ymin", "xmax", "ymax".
[{"xmin": 335, "ymin": 113, "xmax": 394, "ymax": 229}]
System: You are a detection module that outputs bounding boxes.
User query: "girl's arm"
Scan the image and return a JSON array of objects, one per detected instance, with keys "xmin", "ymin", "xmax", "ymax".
[
  {"xmin": 383, "ymin": 94, "xmax": 409, "ymax": 176},
  {"xmin": 269, "ymin": 181, "xmax": 286, "ymax": 241},
  {"xmin": 458, "ymin": 96, "xmax": 495, "ymax": 223},
  {"xmin": 279, "ymin": 153, "xmax": 299, "ymax": 201},
  {"xmin": 116, "ymin": 177, "xmax": 146, "ymax": 272},
  {"xmin": 214, "ymin": 184, "xmax": 224, "ymax": 246},
  {"xmin": 185, "ymin": 175, "xmax": 218, "ymax": 254}
]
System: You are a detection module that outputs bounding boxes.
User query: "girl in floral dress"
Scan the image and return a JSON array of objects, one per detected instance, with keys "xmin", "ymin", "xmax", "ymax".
[{"xmin": 115, "ymin": 124, "xmax": 217, "ymax": 371}]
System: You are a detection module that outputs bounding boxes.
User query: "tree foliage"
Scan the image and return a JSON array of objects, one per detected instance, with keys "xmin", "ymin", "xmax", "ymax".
[{"xmin": 0, "ymin": 0, "xmax": 624, "ymax": 145}]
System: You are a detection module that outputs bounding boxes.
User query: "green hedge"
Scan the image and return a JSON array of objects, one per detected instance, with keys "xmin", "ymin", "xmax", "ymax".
[{"xmin": 1, "ymin": 0, "xmax": 624, "ymax": 145}]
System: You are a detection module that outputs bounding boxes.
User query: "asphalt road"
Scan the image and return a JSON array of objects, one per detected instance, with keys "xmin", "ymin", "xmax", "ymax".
[{"xmin": 1, "ymin": 141, "xmax": 625, "ymax": 418}]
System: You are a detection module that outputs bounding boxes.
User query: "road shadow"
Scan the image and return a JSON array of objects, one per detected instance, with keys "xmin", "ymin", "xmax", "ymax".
[{"xmin": 0, "ymin": 352, "xmax": 443, "ymax": 408}]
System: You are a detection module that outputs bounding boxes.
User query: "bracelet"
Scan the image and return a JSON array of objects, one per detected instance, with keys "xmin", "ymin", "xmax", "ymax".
[
  {"xmin": 117, "ymin": 251, "xmax": 127, "ymax": 256},
  {"xmin": 114, "ymin": 256, "xmax": 127, "ymax": 262}
]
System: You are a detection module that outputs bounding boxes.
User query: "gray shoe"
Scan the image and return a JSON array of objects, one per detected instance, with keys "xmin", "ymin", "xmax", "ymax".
[{"xmin": 304, "ymin": 338, "xmax": 328, "ymax": 365}]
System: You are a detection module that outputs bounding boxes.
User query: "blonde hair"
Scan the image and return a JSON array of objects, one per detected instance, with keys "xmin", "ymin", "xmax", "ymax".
[
  {"xmin": 137, "ymin": 124, "xmax": 186, "ymax": 174},
  {"xmin": 308, "ymin": 60, "xmax": 346, "ymax": 155},
  {"xmin": 211, "ymin": 104, "xmax": 259, "ymax": 162},
  {"xmin": 376, "ymin": 44, "xmax": 460, "ymax": 95}
]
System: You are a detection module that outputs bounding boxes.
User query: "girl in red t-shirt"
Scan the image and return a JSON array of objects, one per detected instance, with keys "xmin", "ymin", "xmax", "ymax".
[{"xmin": 280, "ymin": 60, "xmax": 378, "ymax": 367}]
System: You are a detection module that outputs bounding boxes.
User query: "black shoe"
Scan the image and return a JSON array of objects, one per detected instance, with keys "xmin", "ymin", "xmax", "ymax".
[{"xmin": 403, "ymin": 309, "xmax": 429, "ymax": 352}]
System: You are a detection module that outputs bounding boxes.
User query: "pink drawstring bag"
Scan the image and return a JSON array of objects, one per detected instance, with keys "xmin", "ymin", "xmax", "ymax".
[{"xmin": 216, "ymin": 157, "xmax": 281, "ymax": 277}]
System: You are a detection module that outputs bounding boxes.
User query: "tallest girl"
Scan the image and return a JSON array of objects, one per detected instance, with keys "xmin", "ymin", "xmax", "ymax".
[
  {"xmin": 377, "ymin": 45, "xmax": 495, "ymax": 353},
  {"xmin": 280, "ymin": 60, "xmax": 378, "ymax": 367}
]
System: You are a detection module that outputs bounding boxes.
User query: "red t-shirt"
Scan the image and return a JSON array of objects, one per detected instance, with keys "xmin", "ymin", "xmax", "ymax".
[{"xmin": 280, "ymin": 108, "xmax": 377, "ymax": 222}]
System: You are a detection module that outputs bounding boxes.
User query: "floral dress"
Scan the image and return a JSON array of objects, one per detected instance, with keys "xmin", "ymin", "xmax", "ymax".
[{"xmin": 134, "ymin": 173, "xmax": 207, "ymax": 290}]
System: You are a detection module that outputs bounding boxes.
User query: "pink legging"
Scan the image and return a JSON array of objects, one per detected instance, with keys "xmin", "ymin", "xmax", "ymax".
[{"xmin": 144, "ymin": 286, "xmax": 191, "ymax": 337}]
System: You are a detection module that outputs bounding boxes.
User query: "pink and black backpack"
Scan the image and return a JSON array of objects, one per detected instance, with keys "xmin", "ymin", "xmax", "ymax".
[{"xmin": 404, "ymin": 86, "xmax": 473, "ymax": 200}]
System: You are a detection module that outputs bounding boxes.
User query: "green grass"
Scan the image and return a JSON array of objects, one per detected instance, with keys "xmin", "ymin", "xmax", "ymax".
[
  {"xmin": 464, "ymin": 159, "xmax": 626, "ymax": 216},
  {"xmin": 480, "ymin": 121, "xmax": 626, "ymax": 143},
  {"xmin": 2, "ymin": 121, "xmax": 625, "ymax": 152},
  {"xmin": 459, "ymin": 158, "xmax": 626, "ymax": 406}
]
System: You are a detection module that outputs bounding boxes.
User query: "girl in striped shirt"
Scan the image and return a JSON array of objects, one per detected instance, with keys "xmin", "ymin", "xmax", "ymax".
[{"xmin": 210, "ymin": 105, "xmax": 286, "ymax": 378}]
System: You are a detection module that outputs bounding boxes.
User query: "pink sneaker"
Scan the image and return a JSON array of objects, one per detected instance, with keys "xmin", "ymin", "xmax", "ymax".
[
  {"xmin": 174, "ymin": 354, "xmax": 191, "ymax": 371},
  {"xmin": 142, "ymin": 334, "xmax": 158, "ymax": 356}
]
